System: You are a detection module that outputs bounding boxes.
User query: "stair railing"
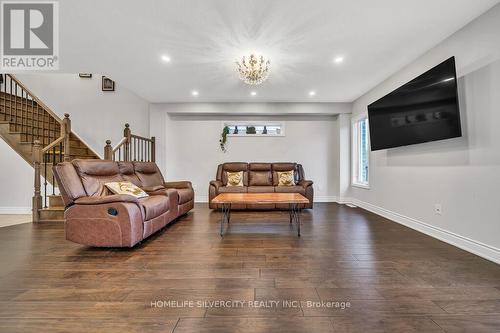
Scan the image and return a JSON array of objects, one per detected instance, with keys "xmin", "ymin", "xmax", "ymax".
[
  {"xmin": 104, "ymin": 123, "xmax": 155, "ymax": 162},
  {"xmin": 1, "ymin": 74, "xmax": 64, "ymax": 146},
  {"xmin": 32, "ymin": 113, "xmax": 71, "ymax": 221}
]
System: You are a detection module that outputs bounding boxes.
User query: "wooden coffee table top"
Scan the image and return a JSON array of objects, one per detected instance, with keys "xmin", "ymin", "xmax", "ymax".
[{"xmin": 212, "ymin": 192, "xmax": 309, "ymax": 204}]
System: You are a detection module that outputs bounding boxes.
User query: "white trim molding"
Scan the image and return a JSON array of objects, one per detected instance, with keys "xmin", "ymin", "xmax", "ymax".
[
  {"xmin": 0, "ymin": 207, "xmax": 32, "ymax": 214},
  {"xmin": 343, "ymin": 197, "xmax": 500, "ymax": 264}
]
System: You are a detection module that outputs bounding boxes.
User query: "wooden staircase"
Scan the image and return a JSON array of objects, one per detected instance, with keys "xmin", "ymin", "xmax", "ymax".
[{"xmin": 0, "ymin": 74, "xmax": 99, "ymax": 222}]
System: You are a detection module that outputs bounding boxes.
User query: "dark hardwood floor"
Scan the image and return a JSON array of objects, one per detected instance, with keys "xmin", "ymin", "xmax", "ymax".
[{"xmin": 0, "ymin": 203, "xmax": 499, "ymax": 332}]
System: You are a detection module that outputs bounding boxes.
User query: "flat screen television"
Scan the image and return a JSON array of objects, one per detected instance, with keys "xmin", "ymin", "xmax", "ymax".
[{"xmin": 367, "ymin": 56, "xmax": 461, "ymax": 151}]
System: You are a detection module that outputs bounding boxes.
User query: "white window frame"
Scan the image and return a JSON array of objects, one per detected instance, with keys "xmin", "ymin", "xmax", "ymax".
[{"xmin": 351, "ymin": 116, "xmax": 370, "ymax": 189}]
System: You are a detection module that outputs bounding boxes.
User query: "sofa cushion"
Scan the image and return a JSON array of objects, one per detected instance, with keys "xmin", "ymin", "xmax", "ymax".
[
  {"xmin": 249, "ymin": 171, "xmax": 272, "ymax": 186},
  {"xmin": 118, "ymin": 162, "xmax": 142, "ymax": 187},
  {"xmin": 133, "ymin": 162, "xmax": 164, "ymax": 188},
  {"xmin": 221, "ymin": 163, "xmax": 248, "ymax": 186},
  {"xmin": 274, "ymin": 185, "xmax": 305, "ymax": 195},
  {"xmin": 72, "ymin": 159, "xmax": 123, "ymax": 197},
  {"xmin": 226, "ymin": 171, "xmax": 244, "ymax": 186},
  {"xmin": 138, "ymin": 195, "xmax": 169, "ymax": 220},
  {"xmin": 177, "ymin": 188, "xmax": 194, "ymax": 204},
  {"xmin": 105, "ymin": 181, "xmax": 149, "ymax": 198},
  {"xmin": 218, "ymin": 186, "xmax": 248, "ymax": 193},
  {"xmin": 277, "ymin": 170, "xmax": 296, "ymax": 186},
  {"xmin": 247, "ymin": 186, "xmax": 274, "ymax": 193},
  {"xmin": 222, "ymin": 171, "xmax": 248, "ymax": 186},
  {"xmin": 272, "ymin": 163, "xmax": 298, "ymax": 185}
]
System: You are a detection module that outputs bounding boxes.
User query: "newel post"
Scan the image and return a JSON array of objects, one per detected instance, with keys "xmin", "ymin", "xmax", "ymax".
[
  {"xmin": 32, "ymin": 140, "xmax": 42, "ymax": 222},
  {"xmin": 151, "ymin": 136, "xmax": 156, "ymax": 162},
  {"xmin": 104, "ymin": 140, "xmax": 113, "ymax": 160},
  {"xmin": 62, "ymin": 113, "xmax": 71, "ymax": 162},
  {"xmin": 124, "ymin": 123, "xmax": 131, "ymax": 161}
]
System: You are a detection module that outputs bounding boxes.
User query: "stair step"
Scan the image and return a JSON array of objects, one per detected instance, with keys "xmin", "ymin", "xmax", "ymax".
[
  {"xmin": 39, "ymin": 207, "xmax": 65, "ymax": 221},
  {"xmin": 48, "ymin": 195, "xmax": 64, "ymax": 207}
]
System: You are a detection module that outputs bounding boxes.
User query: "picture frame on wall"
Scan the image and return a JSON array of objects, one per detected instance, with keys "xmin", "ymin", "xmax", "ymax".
[
  {"xmin": 78, "ymin": 73, "xmax": 92, "ymax": 78},
  {"xmin": 102, "ymin": 76, "xmax": 115, "ymax": 91}
]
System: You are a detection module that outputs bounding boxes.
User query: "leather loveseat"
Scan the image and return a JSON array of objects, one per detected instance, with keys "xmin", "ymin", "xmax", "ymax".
[
  {"xmin": 209, "ymin": 162, "xmax": 313, "ymax": 210},
  {"xmin": 53, "ymin": 159, "xmax": 194, "ymax": 247}
]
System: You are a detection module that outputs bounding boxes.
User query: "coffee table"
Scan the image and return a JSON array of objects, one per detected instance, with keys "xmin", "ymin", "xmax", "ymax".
[{"xmin": 211, "ymin": 193, "xmax": 310, "ymax": 237}]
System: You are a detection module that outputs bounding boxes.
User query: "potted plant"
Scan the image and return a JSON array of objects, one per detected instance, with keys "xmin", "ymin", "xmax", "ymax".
[
  {"xmin": 246, "ymin": 126, "xmax": 256, "ymax": 134},
  {"xmin": 219, "ymin": 125, "xmax": 230, "ymax": 152}
]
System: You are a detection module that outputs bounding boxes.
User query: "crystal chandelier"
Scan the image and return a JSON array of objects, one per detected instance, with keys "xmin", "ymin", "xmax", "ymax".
[{"xmin": 235, "ymin": 54, "xmax": 270, "ymax": 85}]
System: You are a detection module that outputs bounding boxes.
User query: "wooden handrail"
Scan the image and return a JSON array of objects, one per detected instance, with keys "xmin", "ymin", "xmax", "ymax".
[
  {"xmin": 112, "ymin": 137, "xmax": 128, "ymax": 153},
  {"xmin": 130, "ymin": 134, "xmax": 154, "ymax": 142},
  {"xmin": 41, "ymin": 136, "xmax": 64, "ymax": 153},
  {"xmin": 104, "ymin": 123, "xmax": 155, "ymax": 162}
]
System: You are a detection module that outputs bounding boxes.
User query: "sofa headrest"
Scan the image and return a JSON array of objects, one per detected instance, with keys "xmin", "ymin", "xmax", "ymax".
[
  {"xmin": 133, "ymin": 162, "xmax": 164, "ymax": 187},
  {"xmin": 133, "ymin": 161, "xmax": 159, "ymax": 174},
  {"xmin": 53, "ymin": 162, "xmax": 86, "ymax": 207},
  {"xmin": 222, "ymin": 162, "xmax": 248, "ymax": 172},
  {"xmin": 118, "ymin": 161, "xmax": 135, "ymax": 175},
  {"xmin": 72, "ymin": 159, "xmax": 120, "ymax": 176},
  {"xmin": 249, "ymin": 163, "xmax": 272, "ymax": 171},
  {"xmin": 272, "ymin": 163, "xmax": 297, "ymax": 171}
]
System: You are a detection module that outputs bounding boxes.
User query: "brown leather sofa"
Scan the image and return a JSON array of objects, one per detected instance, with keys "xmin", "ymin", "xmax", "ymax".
[
  {"xmin": 53, "ymin": 159, "xmax": 194, "ymax": 247},
  {"xmin": 209, "ymin": 162, "xmax": 313, "ymax": 210}
]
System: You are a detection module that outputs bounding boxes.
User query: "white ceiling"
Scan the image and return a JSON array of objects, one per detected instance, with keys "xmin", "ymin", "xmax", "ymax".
[{"xmin": 58, "ymin": 0, "xmax": 499, "ymax": 103}]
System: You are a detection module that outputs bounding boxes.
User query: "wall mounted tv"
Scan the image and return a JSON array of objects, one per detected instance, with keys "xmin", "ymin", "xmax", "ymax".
[{"xmin": 367, "ymin": 56, "xmax": 461, "ymax": 151}]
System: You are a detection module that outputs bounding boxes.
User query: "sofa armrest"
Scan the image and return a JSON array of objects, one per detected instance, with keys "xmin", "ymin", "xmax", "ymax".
[
  {"xmin": 65, "ymin": 201, "xmax": 144, "ymax": 247},
  {"xmin": 209, "ymin": 180, "xmax": 223, "ymax": 190},
  {"xmin": 298, "ymin": 180, "xmax": 313, "ymax": 188},
  {"xmin": 74, "ymin": 195, "xmax": 139, "ymax": 205},
  {"xmin": 164, "ymin": 181, "xmax": 192, "ymax": 189}
]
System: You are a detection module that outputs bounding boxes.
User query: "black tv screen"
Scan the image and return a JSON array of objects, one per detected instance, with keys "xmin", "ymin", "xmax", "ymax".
[{"xmin": 367, "ymin": 57, "xmax": 461, "ymax": 151}]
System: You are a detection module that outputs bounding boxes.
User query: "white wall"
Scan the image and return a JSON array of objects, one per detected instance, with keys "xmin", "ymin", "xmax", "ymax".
[
  {"xmin": 349, "ymin": 5, "xmax": 500, "ymax": 262},
  {"xmin": 14, "ymin": 74, "xmax": 150, "ymax": 155},
  {"xmin": 0, "ymin": 73, "xmax": 150, "ymax": 212},
  {"xmin": 0, "ymin": 140, "xmax": 33, "ymax": 213},
  {"xmin": 150, "ymin": 103, "xmax": 344, "ymax": 202}
]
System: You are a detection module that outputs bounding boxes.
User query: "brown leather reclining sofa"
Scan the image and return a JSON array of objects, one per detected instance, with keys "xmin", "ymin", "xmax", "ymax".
[
  {"xmin": 209, "ymin": 162, "xmax": 313, "ymax": 210},
  {"xmin": 53, "ymin": 159, "xmax": 194, "ymax": 247}
]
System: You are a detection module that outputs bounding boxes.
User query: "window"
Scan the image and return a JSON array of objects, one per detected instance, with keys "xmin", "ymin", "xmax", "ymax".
[
  {"xmin": 223, "ymin": 122, "xmax": 285, "ymax": 137},
  {"xmin": 352, "ymin": 117, "xmax": 369, "ymax": 187}
]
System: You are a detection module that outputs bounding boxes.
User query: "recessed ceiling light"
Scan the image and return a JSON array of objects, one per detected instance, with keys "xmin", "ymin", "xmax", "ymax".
[
  {"xmin": 250, "ymin": 91, "xmax": 257, "ymax": 96},
  {"xmin": 161, "ymin": 55, "xmax": 171, "ymax": 63},
  {"xmin": 333, "ymin": 56, "xmax": 344, "ymax": 64},
  {"xmin": 308, "ymin": 90, "xmax": 316, "ymax": 97},
  {"xmin": 191, "ymin": 90, "xmax": 199, "ymax": 96}
]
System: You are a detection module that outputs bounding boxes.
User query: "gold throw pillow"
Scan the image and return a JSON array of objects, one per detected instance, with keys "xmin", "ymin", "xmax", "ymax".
[
  {"xmin": 226, "ymin": 171, "xmax": 244, "ymax": 186},
  {"xmin": 105, "ymin": 181, "xmax": 149, "ymax": 198},
  {"xmin": 277, "ymin": 170, "xmax": 295, "ymax": 186}
]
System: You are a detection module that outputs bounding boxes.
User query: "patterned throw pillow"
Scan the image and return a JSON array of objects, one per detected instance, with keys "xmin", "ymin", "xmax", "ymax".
[
  {"xmin": 277, "ymin": 170, "xmax": 295, "ymax": 186},
  {"xmin": 105, "ymin": 181, "xmax": 149, "ymax": 198},
  {"xmin": 226, "ymin": 171, "xmax": 244, "ymax": 186}
]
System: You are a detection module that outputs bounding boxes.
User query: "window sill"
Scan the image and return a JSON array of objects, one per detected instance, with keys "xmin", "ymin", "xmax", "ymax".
[{"xmin": 351, "ymin": 183, "xmax": 370, "ymax": 190}]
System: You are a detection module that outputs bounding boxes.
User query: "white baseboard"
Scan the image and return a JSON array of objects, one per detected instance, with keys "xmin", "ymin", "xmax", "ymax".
[
  {"xmin": 343, "ymin": 197, "xmax": 500, "ymax": 264},
  {"xmin": 195, "ymin": 195, "xmax": 338, "ymax": 204},
  {"xmin": 314, "ymin": 196, "xmax": 338, "ymax": 202},
  {"xmin": 0, "ymin": 207, "xmax": 31, "ymax": 214}
]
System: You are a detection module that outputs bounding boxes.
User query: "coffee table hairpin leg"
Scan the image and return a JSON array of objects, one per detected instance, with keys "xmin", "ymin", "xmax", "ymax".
[
  {"xmin": 220, "ymin": 203, "xmax": 231, "ymax": 237},
  {"xmin": 289, "ymin": 203, "xmax": 301, "ymax": 237}
]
